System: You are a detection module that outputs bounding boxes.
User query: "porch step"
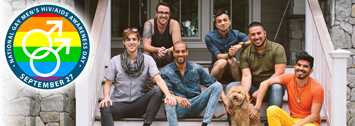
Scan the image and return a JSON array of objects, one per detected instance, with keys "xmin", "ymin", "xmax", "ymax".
[
  {"xmin": 93, "ymin": 120, "xmax": 228, "ymax": 126},
  {"xmin": 94, "ymin": 102, "xmax": 232, "ymax": 126}
]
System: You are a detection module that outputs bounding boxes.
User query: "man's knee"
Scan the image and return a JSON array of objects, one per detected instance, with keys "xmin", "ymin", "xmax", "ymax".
[
  {"xmin": 303, "ymin": 123, "xmax": 318, "ymax": 126},
  {"xmin": 213, "ymin": 59, "xmax": 227, "ymax": 68},
  {"xmin": 268, "ymin": 84, "xmax": 284, "ymax": 106},
  {"xmin": 225, "ymin": 81, "xmax": 240, "ymax": 92},
  {"xmin": 266, "ymin": 105, "xmax": 281, "ymax": 116},
  {"xmin": 100, "ymin": 106, "xmax": 112, "ymax": 115},
  {"xmin": 270, "ymin": 84, "xmax": 284, "ymax": 93},
  {"xmin": 210, "ymin": 82, "xmax": 223, "ymax": 92}
]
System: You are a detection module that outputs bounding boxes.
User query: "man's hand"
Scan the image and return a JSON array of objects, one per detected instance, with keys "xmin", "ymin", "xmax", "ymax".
[
  {"xmin": 221, "ymin": 97, "xmax": 233, "ymax": 115},
  {"xmin": 164, "ymin": 95, "xmax": 177, "ymax": 106},
  {"xmin": 99, "ymin": 97, "xmax": 112, "ymax": 108},
  {"xmin": 228, "ymin": 44, "xmax": 242, "ymax": 57},
  {"xmin": 252, "ymin": 90, "xmax": 259, "ymax": 98},
  {"xmin": 157, "ymin": 47, "xmax": 167, "ymax": 57},
  {"xmin": 249, "ymin": 106, "xmax": 259, "ymax": 120},
  {"xmin": 176, "ymin": 96, "xmax": 191, "ymax": 108}
]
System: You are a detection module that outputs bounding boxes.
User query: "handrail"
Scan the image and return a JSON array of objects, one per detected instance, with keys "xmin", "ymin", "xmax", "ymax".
[
  {"xmin": 76, "ymin": 0, "xmax": 111, "ymax": 126},
  {"xmin": 306, "ymin": 0, "xmax": 350, "ymax": 126},
  {"xmin": 306, "ymin": 0, "xmax": 334, "ymax": 72}
]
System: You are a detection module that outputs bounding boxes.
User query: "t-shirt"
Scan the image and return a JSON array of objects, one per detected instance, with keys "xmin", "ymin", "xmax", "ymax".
[
  {"xmin": 240, "ymin": 40, "xmax": 287, "ymax": 84},
  {"xmin": 143, "ymin": 18, "xmax": 175, "ymax": 48},
  {"xmin": 279, "ymin": 74, "xmax": 324, "ymax": 124},
  {"xmin": 104, "ymin": 54, "xmax": 160, "ymax": 102}
]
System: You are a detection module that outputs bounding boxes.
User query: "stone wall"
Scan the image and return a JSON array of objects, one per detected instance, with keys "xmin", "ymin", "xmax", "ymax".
[
  {"xmin": 349, "ymin": 0, "xmax": 355, "ymax": 125},
  {"xmin": 328, "ymin": 0, "xmax": 355, "ymax": 125},
  {"xmin": 288, "ymin": 16, "xmax": 305, "ymax": 65},
  {"xmin": 2, "ymin": 0, "xmax": 76, "ymax": 126}
]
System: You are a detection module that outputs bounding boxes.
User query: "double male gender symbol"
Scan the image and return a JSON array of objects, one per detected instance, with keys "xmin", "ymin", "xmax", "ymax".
[{"xmin": 21, "ymin": 20, "xmax": 71, "ymax": 77}]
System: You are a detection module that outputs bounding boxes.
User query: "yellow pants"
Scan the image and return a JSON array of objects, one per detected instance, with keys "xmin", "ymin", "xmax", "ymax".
[{"xmin": 267, "ymin": 105, "xmax": 319, "ymax": 126}]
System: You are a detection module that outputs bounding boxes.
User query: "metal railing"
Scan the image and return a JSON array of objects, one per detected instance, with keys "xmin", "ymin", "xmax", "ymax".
[
  {"xmin": 305, "ymin": 0, "xmax": 350, "ymax": 125},
  {"xmin": 75, "ymin": 0, "xmax": 111, "ymax": 125}
]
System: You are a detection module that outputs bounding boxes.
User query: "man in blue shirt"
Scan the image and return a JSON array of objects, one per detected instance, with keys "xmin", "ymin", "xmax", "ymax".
[
  {"xmin": 204, "ymin": 9, "xmax": 248, "ymax": 84},
  {"xmin": 161, "ymin": 41, "xmax": 230, "ymax": 126}
]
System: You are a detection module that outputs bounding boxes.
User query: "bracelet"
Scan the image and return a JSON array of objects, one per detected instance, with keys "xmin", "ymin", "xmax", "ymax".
[{"xmin": 241, "ymin": 42, "xmax": 246, "ymax": 48}]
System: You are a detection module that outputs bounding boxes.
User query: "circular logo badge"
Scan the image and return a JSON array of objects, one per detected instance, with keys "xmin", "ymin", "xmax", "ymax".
[{"xmin": 4, "ymin": 4, "xmax": 90, "ymax": 89}]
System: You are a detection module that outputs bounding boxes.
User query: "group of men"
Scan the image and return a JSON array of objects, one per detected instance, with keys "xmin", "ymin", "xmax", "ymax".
[{"xmin": 99, "ymin": 2, "xmax": 324, "ymax": 126}]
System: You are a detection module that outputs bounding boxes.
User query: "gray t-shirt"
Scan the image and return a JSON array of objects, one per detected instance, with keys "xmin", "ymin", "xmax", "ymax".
[{"xmin": 104, "ymin": 54, "xmax": 160, "ymax": 102}]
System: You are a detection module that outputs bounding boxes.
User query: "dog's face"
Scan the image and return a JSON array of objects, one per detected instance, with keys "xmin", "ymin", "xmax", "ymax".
[{"xmin": 227, "ymin": 86, "xmax": 250, "ymax": 107}]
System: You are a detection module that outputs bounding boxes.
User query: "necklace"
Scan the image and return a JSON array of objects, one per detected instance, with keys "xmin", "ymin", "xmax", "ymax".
[{"xmin": 294, "ymin": 77, "xmax": 309, "ymax": 104}]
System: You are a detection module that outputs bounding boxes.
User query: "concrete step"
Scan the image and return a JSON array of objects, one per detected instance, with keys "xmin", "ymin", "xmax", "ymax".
[{"xmin": 93, "ymin": 120, "xmax": 228, "ymax": 126}]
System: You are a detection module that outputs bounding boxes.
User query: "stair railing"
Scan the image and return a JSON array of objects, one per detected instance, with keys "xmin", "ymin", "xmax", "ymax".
[
  {"xmin": 305, "ymin": 0, "xmax": 351, "ymax": 126},
  {"xmin": 75, "ymin": 0, "xmax": 111, "ymax": 125}
]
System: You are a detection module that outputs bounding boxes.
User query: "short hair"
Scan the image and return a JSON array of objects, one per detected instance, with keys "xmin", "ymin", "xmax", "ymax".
[
  {"xmin": 122, "ymin": 27, "xmax": 140, "ymax": 41},
  {"xmin": 214, "ymin": 9, "xmax": 229, "ymax": 19},
  {"xmin": 248, "ymin": 21, "xmax": 265, "ymax": 30},
  {"xmin": 173, "ymin": 40, "xmax": 187, "ymax": 51},
  {"xmin": 155, "ymin": 2, "xmax": 171, "ymax": 12},
  {"xmin": 296, "ymin": 51, "xmax": 314, "ymax": 68}
]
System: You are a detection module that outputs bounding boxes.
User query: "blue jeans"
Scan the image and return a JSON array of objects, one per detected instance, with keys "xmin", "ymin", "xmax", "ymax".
[
  {"xmin": 165, "ymin": 82, "xmax": 223, "ymax": 126},
  {"xmin": 225, "ymin": 81, "xmax": 284, "ymax": 107}
]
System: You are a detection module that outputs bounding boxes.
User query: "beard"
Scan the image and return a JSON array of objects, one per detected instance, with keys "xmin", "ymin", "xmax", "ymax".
[
  {"xmin": 253, "ymin": 39, "xmax": 266, "ymax": 48},
  {"xmin": 295, "ymin": 69, "xmax": 310, "ymax": 79},
  {"xmin": 158, "ymin": 16, "xmax": 169, "ymax": 24},
  {"xmin": 176, "ymin": 57, "xmax": 185, "ymax": 64}
]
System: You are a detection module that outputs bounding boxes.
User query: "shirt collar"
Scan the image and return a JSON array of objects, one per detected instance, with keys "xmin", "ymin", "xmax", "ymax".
[
  {"xmin": 173, "ymin": 61, "xmax": 193, "ymax": 73},
  {"xmin": 214, "ymin": 29, "xmax": 232, "ymax": 39},
  {"xmin": 251, "ymin": 39, "xmax": 272, "ymax": 54}
]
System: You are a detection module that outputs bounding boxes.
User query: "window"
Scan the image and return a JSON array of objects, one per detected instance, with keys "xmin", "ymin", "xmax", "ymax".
[
  {"xmin": 213, "ymin": 0, "xmax": 249, "ymax": 33},
  {"xmin": 111, "ymin": 0, "xmax": 147, "ymax": 38},
  {"xmin": 162, "ymin": 0, "xmax": 200, "ymax": 38}
]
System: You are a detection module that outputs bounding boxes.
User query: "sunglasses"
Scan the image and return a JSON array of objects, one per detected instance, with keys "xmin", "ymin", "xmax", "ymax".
[{"xmin": 123, "ymin": 28, "xmax": 138, "ymax": 33}]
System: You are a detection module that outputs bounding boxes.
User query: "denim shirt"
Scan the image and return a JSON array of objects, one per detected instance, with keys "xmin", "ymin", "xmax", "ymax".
[
  {"xmin": 160, "ymin": 61, "xmax": 216, "ymax": 99},
  {"xmin": 204, "ymin": 29, "xmax": 248, "ymax": 63}
]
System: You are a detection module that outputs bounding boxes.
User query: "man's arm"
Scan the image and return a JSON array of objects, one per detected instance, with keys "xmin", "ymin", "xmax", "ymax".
[
  {"xmin": 240, "ymin": 68, "xmax": 252, "ymax": 92},
  {"xmin": 98, "ymin": 80, "xmax": 113, "ymax": 107},
  {"xmin": 293, "ymin": 103, "xmax": 322, "ymax": 126},
  {"xmin": 271, "ymin": 45, "xmax": 287, "ymax": 77},
  {"xmin": 167, "ymin": 20, "xmax": 182, "ymax": 51},
  {"xmin": 204, "ymin": 35, "xmax": 228, "ymax": 60},
  {"xmin": 217, "ymin": 53, "xmax": 229, "ymax": 59},
  {"xmin": 272, "ymin": 64, "xmax": 286, "ymax": 77},
  {"xmin": 255, "ymin": 77, "xmax": 282, "ymax": 110},
  {"xmin": 143, "ymin": 20, "xmax": 161, "ymax": 54},
  {"xmin": 102, "ymin": 80, "xmax": 112, "ymax": 99},
  {"xmin": 153, "ymin": 74, "xmax": 176, "ymax": 106}
]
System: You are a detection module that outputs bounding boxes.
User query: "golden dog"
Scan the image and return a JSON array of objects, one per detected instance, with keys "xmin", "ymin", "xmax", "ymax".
[{"xmin": 227, "ymin": 86, "xmax": 260, "ymax": 126}]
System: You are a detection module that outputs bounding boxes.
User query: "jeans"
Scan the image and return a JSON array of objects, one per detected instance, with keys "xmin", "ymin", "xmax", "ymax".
[
  {"xmin": 100, "ymin": 86, "xmax": 163, "ymax": 126},
  {"xmin": 165, "ymin": 82, "xmax": 223, "ymax": 126},
  {"xmin": 225, "ymin": 81, "xmax": 284, "ymax": 107}
]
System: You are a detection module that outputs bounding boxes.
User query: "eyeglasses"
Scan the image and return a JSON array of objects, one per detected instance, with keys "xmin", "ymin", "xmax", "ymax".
[
  {"xmin": 157, "ymin": 11, "xmax": 170, "ymax": 15},
  {"xmin": 123, "ymin": 28, "xmax": 138, "ymax": 33}
]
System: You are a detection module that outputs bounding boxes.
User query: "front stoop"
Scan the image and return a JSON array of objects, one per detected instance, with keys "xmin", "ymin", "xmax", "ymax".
[{"xmin": 93, "ymin": 120, "xmax": 228, "ymax": 126}]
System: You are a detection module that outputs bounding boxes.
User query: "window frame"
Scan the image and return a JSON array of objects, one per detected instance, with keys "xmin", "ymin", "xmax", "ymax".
[{"xmin": 111, "ymin": 0, "xmax": 261, "ymax": 48}]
